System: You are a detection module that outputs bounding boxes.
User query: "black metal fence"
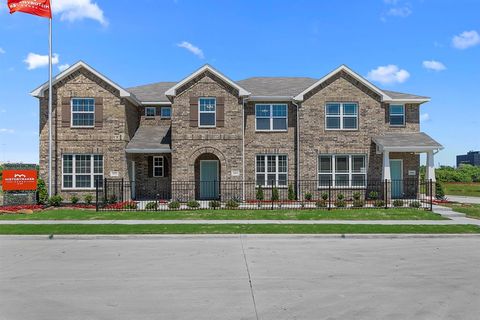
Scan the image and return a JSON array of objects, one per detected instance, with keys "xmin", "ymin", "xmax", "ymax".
[{"xmin": 96, "ymin": 179, "xmax": 434, "ymax": 211}]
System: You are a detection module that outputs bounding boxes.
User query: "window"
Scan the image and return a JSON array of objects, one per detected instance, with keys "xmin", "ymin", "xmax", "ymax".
[
  {"xmin": 161, "ymin": 107, "xmax": 171, "ymax": 118},
  {"xmin": 318, "ymin": 155, "xmax": 366, "ymax": 187},
  {"xmin": 71, "ymin": 98, "xmax": 95, "ymax": 127},
  {"xmin": 145, "ymin": 107, "xmax": 156, "ymax": 118},
  {"xmin": 325, "ymin": 103, "xmax": 358, "ymax": 130},
  {"xmin": 255, "ymin": 104, "xmax": 287, "ymax": 131},
  {"xmin": 256, "ymin": 155, "xmax": 288, "ymax": 187},
  {"xmin": 389, "ymin": 104, "xmax": 405, "ymax": 126},
  {"xmin": 153, "ymin": 156, "xmax": 164, "ymax": 177},
  {"xmin": 62, "ymin": 154, "xmax": 103, "ymax": 189},
  {"xmin": 199, "ymin": 98, "xmax": 216, "ymax": 127}
]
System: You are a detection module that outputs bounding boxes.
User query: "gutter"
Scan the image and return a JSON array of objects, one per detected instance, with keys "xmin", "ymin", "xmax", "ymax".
[
  {"xmin": 292, "ymin": 100, "xmax": 300, "ymax": 200},
  {"xmin": 242, "ymin": 97, "xmax": 246, "ymax": 201}
]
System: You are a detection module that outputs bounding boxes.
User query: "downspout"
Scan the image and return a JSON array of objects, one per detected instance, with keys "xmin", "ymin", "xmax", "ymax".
[
  {"xmin": 292, "ymin": 100, "xmax": 300, "ymax": 200},
  {"xmin": 242, "ymin": 97, "xmax": 246, "ymax": 201}
]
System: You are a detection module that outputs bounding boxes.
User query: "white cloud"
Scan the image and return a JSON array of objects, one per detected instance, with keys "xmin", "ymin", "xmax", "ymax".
[
  {"xmin": 452, "ymin": 30, "xmax": 480, "ymax": 49},
  {"xmin": 422, "ymin": 60, "xmax": 446, "ymax": 71},
  {"xmin": 366, "ymin": 65, "xmax": 410, "ymax": 85},
  {"xmin": 52, "ymin": 0, "xmax": 108, "ymax": 26},
  {"xmin": 420, "ymin": 113, "xmax": 431, "ymax": 122},
  {"xmin": 58, "ymin": 64, "xmax": 70, "ymax": 72},
  {"xmin": 384, "ymin": 0, "xmax": 399, "ymax": 4},
  {"xmin": 0, "ymin": 48, "xmax": 5, "ymax": 54},
  {"xmin": 386, "ymin": 6, "xmax": 412, "ymax": 17},
  {"xmin": 0, "ymin": 128, "xmax": 15, "ymax": 134},
  {"xmin": 24, "ymin": 53, "xmax": 59, "ymax": 70},
  {"xmin": 177, "ymin": 41, "xmax": 204, "ymax": 59}
]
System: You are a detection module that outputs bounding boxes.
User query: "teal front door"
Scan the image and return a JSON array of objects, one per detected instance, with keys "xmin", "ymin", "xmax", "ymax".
[
  {"xmin": 390, "ymin": 159, "xmax": 403, "ymax": 198},
  {"xmin": 200, "ymin": 160, "xmax": 219, "ymax": 199}
]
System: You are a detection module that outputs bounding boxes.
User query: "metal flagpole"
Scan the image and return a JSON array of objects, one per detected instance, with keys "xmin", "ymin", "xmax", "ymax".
[{"xmin": 48, "ymin": 14, "xmax": 53, "ymax": 197}]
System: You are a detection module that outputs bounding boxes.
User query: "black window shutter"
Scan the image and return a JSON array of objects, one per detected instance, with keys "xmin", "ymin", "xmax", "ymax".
[
  {"xmin": 147, "ymin": 156, "xmax": 153, "ymax": 178},
  {"xmin": 164, "ymin": 157, "xmax": 169, "ymax": 177}
]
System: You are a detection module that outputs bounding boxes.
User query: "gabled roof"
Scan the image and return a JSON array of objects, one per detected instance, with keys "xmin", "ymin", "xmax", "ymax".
[
  {"xmin": 294, "ymin": 65, "xmax": 391, "ymax": 102},
  {"xmin": 373, "ymin": 132, "xmax": 443, "ymax": 152},
  {"xmin": 165, "ymin": 64, "xmax": 250, "ymax": 97},
  {"xmin": 30, "ymin": 61, "xmax": 140, "ymax": 105}
]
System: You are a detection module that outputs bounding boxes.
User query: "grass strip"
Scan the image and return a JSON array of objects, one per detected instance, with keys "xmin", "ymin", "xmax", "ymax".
[
  {"xmin": 445, "ymin": 203, "xmax": 480, "ymax": 219},
  {"xmin": 0, "ymin": 224, "xmax": 478, "ymax": 235},
  {"xmin": 0, "ymin": 208, "xmax": 446, "ymax": 221}
]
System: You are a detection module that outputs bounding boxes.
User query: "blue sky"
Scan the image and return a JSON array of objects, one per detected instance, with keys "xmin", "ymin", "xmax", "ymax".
[{"xmin": 0, "ymin": 0, "xmax": 479, "ymax": 166}]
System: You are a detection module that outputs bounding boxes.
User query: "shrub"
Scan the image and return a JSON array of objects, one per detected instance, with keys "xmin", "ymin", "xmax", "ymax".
[
  {"xmin": 334, "ymin": 199, "xmax": 346, "ymax": 208},
  {"xmin": 145, "ymin": 201, "xmax": 158, "ymax": 210},
  {"xmin": 369, "ymin": 191, "xmax": 379, "ymax": 200},
  {"xmin": 48, "ymin": 195, "xmax": 63, "ymax": 207},
  {"xmin": 352, "ymin": 200, "xmax": 364, "ymax": 208},
  {"xmin": 435, "ymin": 181, "xmax": 445, "ymax": 200},
  {"xmin": 70, "ymin": 195, "xmax": 79, "ymax": 204},
  {"xmin": 353, "ymin": 192, "xmax": 361, "ymax": 201},
  {"xmin": 123, "ymin": 201, "xmax": 137, "ymax": 209},
  {"xmin": 393, "ymin": 199, "xmax": 404, "ymax": 207},
  {"xmin": 256, "ymin": 186, "xmax": 264, "ymax": 201},
  {"xmin": 37, "ymin": 178, "xmax": 48, "ymax": 204},
  {"xmin": 337, "ymin": 193, "xmax": 345, "ymax": 200},
  {"xmin": 108, "ymin": 195, "xmax": 117, "ymax": 204},
  {"xmin": 304, "ymin": 192, "xmax": 313, "ymax": 201},
  {"xmin": 225, "ymin": 199, "xmax": 240, "ymax": 209},
  {"xmin": 84, "ymin": 194, "xmax": 93, "ymax": 204},
  {"xmin": 168, "ymin": 201, "xmax": 180, "ymax": 209},
  {"xmin": 209, "ymin": 200, "xmax": 221, "ymax": 208},
  {"xmin": 409, "ymin": 201, "xmax": 421, "ymax": 208},
  {"xmin": 271, "ymin": 187, "xmax": 279, "ymax": 201},
  {"xmin": 321, "ymin": 193, "xmax": 328, "ymax": 201},
  {"xmin": 288, "ymin": 184, "xmax": 295, "ymax": 201},
  {"xmin": 374, "ymin": 200, "xmax": 385, "ymax": 208},
  {"xmin": 315, "ymin": 200, "xmax": 327, "ymax": 208},
  {"xmin": 187, "ymin": 200, "xmax": 200, "ymax": 208}
]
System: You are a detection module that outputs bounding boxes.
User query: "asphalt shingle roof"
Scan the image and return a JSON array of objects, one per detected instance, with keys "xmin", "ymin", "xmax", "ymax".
[
  {"xmin": 127, "ymin": 82, "xmax": 177, "ymax": 103},
  {"xmin": 373, "ymin": 132, "xmax": 443, "ymax": 150},
  {"xmin": 126, "ymin": 125, "xmax": 171, "ymax": 153},
  {"xmin": 382, "ymin": 90, "xmax": 430, "ymax": 100}
]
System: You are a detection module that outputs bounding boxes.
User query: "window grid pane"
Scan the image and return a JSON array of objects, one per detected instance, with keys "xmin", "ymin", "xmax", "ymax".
[
  {"xmin": 161, "ymin": 107, "xmax": 171, "ymax": 118},
  {"xmin": 326, "ymin": 103, "xmax": 358, "ymax": 130},
  {"xmin": 256, "ymin": 155, "xmax": 288, "ymax": 187},
  {"xmin": 71, "ymin": 98, "xmax": 95, "ymax": 127},
  {"xmin": 145, "ymin": 107, "xmax": 156, "ymax": 117},
  {"xmin": 255, "ymin": 104, "xmax": 287, "ymax": 131},
  {"xmin": 63, "ymin": 154, "xmax": 103, "ymax": 189},
  {"xmin": 318, "ymin": 155, "xmax": 366, "ymax": 187}
]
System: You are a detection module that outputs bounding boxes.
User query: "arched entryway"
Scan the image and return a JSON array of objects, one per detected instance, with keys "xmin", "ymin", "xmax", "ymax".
[{"xmin": 195, "ymin": 153, "xmax": 221, "ymax": 200}]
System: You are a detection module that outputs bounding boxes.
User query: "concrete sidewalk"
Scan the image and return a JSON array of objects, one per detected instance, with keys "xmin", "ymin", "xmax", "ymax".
[
  {"xmin": 447, "ymin": 195, "xmax": 480, "ymax": 204},
  {"xmin": 0, "ymin": 205, "xmax": 478, "ymax": 226}
]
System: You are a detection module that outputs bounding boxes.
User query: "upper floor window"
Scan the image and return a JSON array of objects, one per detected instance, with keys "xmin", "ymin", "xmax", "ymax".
[
  {"xmin": 62, "ymin": 154, "xmax": 103, "ymax": 189},
  {"xmin": 199, "ymin": 98, "xmax": 216, "ymax": 127},
  {"xmin": 325, "ymin": 103, "xmax": 358, "ymax": 130},
  {"xmin": 389, "ymin": 104, "xmax": 405, "ymax": 126},
  {"xmin": 161, "ymin": 107, "xmax": 171, "ymax": 119},
  {"xmin": 256, "ymin": 154, "xmax": 288, "ymax": 187},
  {"xmin": 255, "ymin": 104, "xmax": 287, "ymax": 131},
  {"xmin": 145, "ymin": 107, "xmax": 156, "ymax": 118},
  {"xmin": 71, "ymin": 98, "xmax": 95, "ymax": 127},
  {"xmin": 318, "ymin": 154, "xmax": 366, "ymax": 188}
]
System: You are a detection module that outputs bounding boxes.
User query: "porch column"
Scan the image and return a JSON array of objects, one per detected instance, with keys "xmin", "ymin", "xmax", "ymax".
[
  {"xmin": 382, "ymin": 151, "xmax": 391, "ymax": 180},
  {"xmin": 426, "ymin": 151, "xmax": 436, "ymax": 182}
]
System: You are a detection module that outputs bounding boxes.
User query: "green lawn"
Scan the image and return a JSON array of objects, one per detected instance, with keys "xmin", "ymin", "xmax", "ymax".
[
  {"xmin": 444, "ymin": 182, "xmax": 480, "ymax": 197},
  {"xmin": 0, "ymin": 224, "xmax": 478, "ymax": 235},
  {"xmin": 446, "ymin": 203, "xmax": 480, "ymax": 219},
  {"xmin": 0, "ymin": 208, "xmax": 446, "ymax": 221}
]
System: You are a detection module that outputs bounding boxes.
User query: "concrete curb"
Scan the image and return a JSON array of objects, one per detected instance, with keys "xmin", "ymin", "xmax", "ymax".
[{"xmin": 1, "ymin": 234, "xmax": 480, "ymax": 240}]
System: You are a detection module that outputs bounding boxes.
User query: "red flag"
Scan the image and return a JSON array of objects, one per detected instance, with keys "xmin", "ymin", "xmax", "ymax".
[{"xmin": 8, "ymin": 0, "xmax": 52, "ymax": 19}]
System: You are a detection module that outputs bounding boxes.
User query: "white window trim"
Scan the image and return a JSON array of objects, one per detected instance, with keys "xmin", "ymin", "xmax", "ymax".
[
  {"xmin": 198, "ymin": 97, "xmax": 216, "ymax": 128},
  {"xmin": 255, "ymin": 103, "xmax": 288, "ymax": 132},
  {"xmin": 153, "ymin": 156, "xmax": 165, "ymax": 177},
  {"xmin": 145, "ymin": 107, "xmax": 156, "ymax": 118},
  {"xmin": 389, "ymin": 104, "xmax": 405, "ymax": 126},
  {"xmin": 160, "ymin": 106, "xmax": 171, "ymax": 119},
  {"xmin": 317, "ymin": 154, "xmax": 367, "ymax": 188},
  {"xmin": 325, "ymin": 102, "xmax": 358, "ymax": 131},
  {"xmin": 71, "ymin": 98, "xmax": 95, "ymax": 128},
  {"xmin": 62, "ymin": 154, "xmax": 103, "ymax": 190},
  {"xmin": 255, "ymin": 154, "xmax": 288, "ymax": 187}
]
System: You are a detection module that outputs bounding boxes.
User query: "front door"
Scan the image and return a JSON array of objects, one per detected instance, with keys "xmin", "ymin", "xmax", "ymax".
[
  {"xmin": 200, "ymin": 160, "xmax": 219, "ymax": 199},
  {"xmin": 390, "ymin": 159, "xmax": 403, "ymax": 198}
]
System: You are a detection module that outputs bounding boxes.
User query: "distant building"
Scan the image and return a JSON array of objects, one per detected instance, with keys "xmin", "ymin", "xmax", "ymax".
[{"xmin": 457, "ymin": 151, "xmax": 480, "ymax": 167}]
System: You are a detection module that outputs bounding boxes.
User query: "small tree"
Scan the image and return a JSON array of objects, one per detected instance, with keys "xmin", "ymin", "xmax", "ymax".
[
  {"xmin": 287, "ymin": 183, "xmax": 295, "ymax": 201},
  {"xmin": 271, "ymin": 187, "xmax": 279, "ymax": 201},
  {"xmin": 37, "ymin": 178, "xmax": 48, "ymax": 204},
  {"xmin": 256, "ymin": 186, "xmax": 264, "ymax": 201},
  {"xmin": 435, "ymin": 181, "xmax": 445, "ymax": 200}
]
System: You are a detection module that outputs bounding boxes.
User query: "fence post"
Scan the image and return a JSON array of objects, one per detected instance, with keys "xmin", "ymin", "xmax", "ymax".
[
  {"xmin": 384, "ymin": 179, "xmax": 388, "ymax": 209},
  {"xmin": 103, "ymin": 177, "xmax": 107, "ymax": 204},
  {"xmin": 328, "ymin": 179, "xmax": 331, "ymax": 210},
  {"xmin": 121, "ymin": 178, "xmax": 124, "ymax": 202},
  {"xmin": 430, "ymin": 179, "xmax": 433, "ymax": 211},
  {"xmin": 271, "ymin": 180, "xmax": 274, "ymax": 210},
  {"xmin": 95, "ymin": 178, "xmax": 99, "ymax": 212}
]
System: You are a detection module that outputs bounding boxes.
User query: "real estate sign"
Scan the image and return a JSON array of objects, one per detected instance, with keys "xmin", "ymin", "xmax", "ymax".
[{"xmin": 1, "ymin": 170, "xmax": 37, "ymax": 191}]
